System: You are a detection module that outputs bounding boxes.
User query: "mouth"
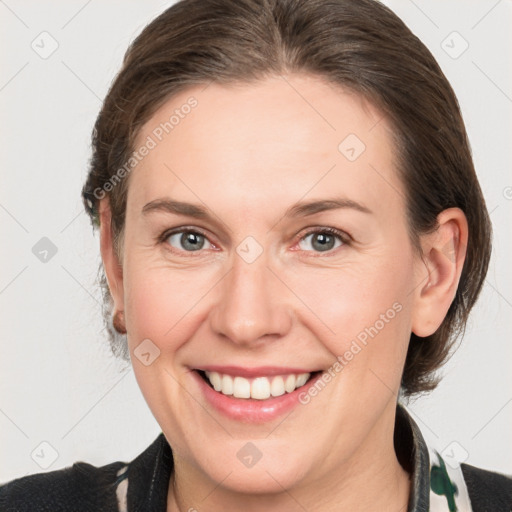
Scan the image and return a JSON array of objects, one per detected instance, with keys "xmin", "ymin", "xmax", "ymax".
[{"xmin": 195, "ymin": 369, "xmax": 321, "ymax": 401}]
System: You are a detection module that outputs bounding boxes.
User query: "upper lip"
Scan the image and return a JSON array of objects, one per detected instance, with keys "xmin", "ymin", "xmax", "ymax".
[{"xmin": 194, "ymin": 365, "xmax": 319, "ymax": 378}]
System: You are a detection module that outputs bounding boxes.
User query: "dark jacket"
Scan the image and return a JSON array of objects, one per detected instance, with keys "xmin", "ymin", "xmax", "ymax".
[{"xmin": 1, "ymin": 403, "xmax": 511, "ymax": 511}]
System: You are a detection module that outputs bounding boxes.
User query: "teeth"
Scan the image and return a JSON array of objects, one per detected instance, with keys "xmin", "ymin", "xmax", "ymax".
[
  {"xmin": 270, "ymin": 376, "xmax": 285, "ymax": 397},
  {"xmin": 221, "ymin": 374, "xmax": 233, "ymax": 395},
  {"xmin": 284, "ymin": 374, "xmax": 296, "ymax": 393},
  {"xmin": 209, "ymin": 372, "xmax": 222, "ymax": 392},
  {"xmin": 251, "ymin": 377, "xmax": 271, "ymax": 399},
  {"xmin": 233, "ymin": 376, "xmax": 251, "ymax": 398},
  {"xmin": 296, "ymin": 373, "xmax": 309, "ymax": 387},
  {"xmin": 204, "ymin": 371, "xmax": 311, "ymax": 400}
]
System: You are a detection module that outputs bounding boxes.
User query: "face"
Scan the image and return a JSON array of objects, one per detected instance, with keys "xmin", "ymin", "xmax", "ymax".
[{"xmin": 106, "ymin": 74, "xmax": 425, "ymax": 495}]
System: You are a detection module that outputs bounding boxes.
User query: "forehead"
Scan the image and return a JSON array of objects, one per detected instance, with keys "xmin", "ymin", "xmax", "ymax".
[{"xmin": 128, "ymin": 74, "xmax": 404, "ymax": 222}]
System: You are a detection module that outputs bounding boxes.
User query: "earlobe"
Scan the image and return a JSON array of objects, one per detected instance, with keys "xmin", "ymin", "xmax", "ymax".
[
  {"xmin": 411, "ymin": 208, "xmax": 468, "ymax": 338},
  {"xmin": 99, "ymin": 198, "xmax": 125, "ymax": 312}
]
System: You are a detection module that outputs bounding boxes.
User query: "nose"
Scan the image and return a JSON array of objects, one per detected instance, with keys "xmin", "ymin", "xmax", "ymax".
[{"xmin": 209, "ymin": 252, "xmax": 293, "ymax": 347}]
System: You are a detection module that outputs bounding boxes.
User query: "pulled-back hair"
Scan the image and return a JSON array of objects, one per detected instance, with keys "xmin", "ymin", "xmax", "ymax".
[{"xmin": 82, "ymin": 0, "xmax": 492, "ymax": 396}]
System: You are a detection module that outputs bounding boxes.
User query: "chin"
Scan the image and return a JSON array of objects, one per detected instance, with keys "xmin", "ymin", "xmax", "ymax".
[
  {"xmin": 197, "ymin": 440, "xmax": 312, "ymax": 495},
  {"xmin": 215, "ymin": 462, "xmax": 308, "ymax": 495}
]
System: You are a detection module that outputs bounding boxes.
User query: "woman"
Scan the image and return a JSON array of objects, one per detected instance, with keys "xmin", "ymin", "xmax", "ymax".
[{"xmin": 1, "ymin": 0, "xmax": 510, "ymax": 510}]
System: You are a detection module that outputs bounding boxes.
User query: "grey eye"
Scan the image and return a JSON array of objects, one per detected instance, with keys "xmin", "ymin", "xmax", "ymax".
[
  {"xmin": 298, "ymin": 231, "xmax": 344, "ymax": 252},
  {"xmin": 167, "ymin": 231, "xmax": 212, "ymax": 252}
]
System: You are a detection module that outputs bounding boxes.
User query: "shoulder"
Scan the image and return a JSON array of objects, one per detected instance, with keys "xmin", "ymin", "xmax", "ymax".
[
  {"xmin": 0, "ymin": 433, "xmax": 171, "ymax": 512},
  {"xmin": 0, "ymin": 460, "xmax": 127, "ymax": 512},
  {"xmin": 461, "ymin": 462, "xmax": 512, "ymax": 512}
]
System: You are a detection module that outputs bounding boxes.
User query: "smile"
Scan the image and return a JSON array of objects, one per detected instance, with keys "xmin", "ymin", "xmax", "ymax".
[
  {"xmin": 191, "ymin": 366, "xmax": 324, "ymax": 422},
  {"xmin": 201, "ymin": 370, "xmax": 312, "ymax": 400}
]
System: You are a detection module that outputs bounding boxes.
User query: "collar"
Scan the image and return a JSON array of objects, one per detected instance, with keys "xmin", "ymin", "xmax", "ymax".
[
  {"xmin": 117, "ymin": 402, "xmax": 473, "ymax": 511},
  {"xmin": 396, "ymin": 401, "xmax": 473, "ymax": 512}
]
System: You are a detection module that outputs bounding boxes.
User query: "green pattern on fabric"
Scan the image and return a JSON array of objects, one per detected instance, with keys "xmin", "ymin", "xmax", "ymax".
[{"xmin": 430, "ymin": 452, "xmax": 459, "ymax": 512}]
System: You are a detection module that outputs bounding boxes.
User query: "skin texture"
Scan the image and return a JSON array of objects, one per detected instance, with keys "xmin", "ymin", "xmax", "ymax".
[{"xmin": 99, "ymin": 74, "xmax": 468, "ymax": 511}]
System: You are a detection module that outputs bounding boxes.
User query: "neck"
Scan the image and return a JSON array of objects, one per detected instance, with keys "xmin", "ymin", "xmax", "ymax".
[{"xmin": 167, "ymin": 402, "xmax": 411, "ymax": 512}]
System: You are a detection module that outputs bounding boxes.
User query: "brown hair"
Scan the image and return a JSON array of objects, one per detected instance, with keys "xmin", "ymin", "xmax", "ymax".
[{"xmin": 82, "ymin": 0, "xmax": 492, "ymax": 396}]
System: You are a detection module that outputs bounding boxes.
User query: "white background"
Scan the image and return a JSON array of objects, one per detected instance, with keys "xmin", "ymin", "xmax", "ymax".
[{"xmin": 1, "ymin": 0, "xmax": 511, "ymax": 483}]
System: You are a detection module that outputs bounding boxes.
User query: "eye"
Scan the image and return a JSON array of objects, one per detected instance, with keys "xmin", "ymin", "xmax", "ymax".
[
  {"xmin": 162, "ymin": 229, "xmax": 215, "ymax": 253},
  {"xmin": 296, "ymin": 227, "xmax": 347, "ymax": 254},
  {"xmin": 158, "ymin": 226, "xmax": 349, "ymax": 256}
]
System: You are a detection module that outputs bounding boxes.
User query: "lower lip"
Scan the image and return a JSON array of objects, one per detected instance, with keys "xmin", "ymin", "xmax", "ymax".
[{"xmin": 191, "ymin": 370, "xmax": 322, "ymax": 423}]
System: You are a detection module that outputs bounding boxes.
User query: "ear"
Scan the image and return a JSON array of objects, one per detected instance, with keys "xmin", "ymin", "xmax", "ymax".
[
  {"xmin": 99, "ymin": 197, "xmax": 125, "ymax": 312},
  {"xmin": 411, "ymin": 207, "xmax": 468, "ymax": 337}
]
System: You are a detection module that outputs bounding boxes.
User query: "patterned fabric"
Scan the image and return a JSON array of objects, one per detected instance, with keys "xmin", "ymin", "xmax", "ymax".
[
  {"xmin": 394, "ymin": 402, "xmax": 474, "ymax": 511},
  {"xmin": 4, "ymin": 401, "xmax": 511, "ymax": 510},
  {"xmin": 111, "ymin": 402, "xmax": 473, "ymax": 511},
  {"xmin": 428, "ymin": 448, "xmax": 473, "ymax": 511},
  {"xmin": 114, "ymin": 466, "xmax": 128, "ymax": 512}
]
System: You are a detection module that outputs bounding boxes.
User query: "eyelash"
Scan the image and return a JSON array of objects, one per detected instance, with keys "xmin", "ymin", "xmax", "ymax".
[{"xmin": 157, "ymin": 226, "xmax": 351, "ymax": 257}]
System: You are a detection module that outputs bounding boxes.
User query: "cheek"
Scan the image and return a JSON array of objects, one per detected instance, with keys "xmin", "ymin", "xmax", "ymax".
[
  {"xmin": 122, "ymin": 264, "xmax": 209, "ymax": 431},
  {"xmin": 285, "ymin": 252, "xmax": 415, "ymax": 372},
  {"xmin": 123, "ymin": 261, "xmax": 218, "ymax": 349},
  {"xmin": 125, "ymin": 276, "xmax": 174, "ymax": 342}
]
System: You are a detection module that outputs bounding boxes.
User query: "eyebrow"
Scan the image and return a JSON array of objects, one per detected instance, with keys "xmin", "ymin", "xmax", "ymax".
[{"xmin": 142, "ymin": 197, "xmax": 372, "ymax": 220}]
